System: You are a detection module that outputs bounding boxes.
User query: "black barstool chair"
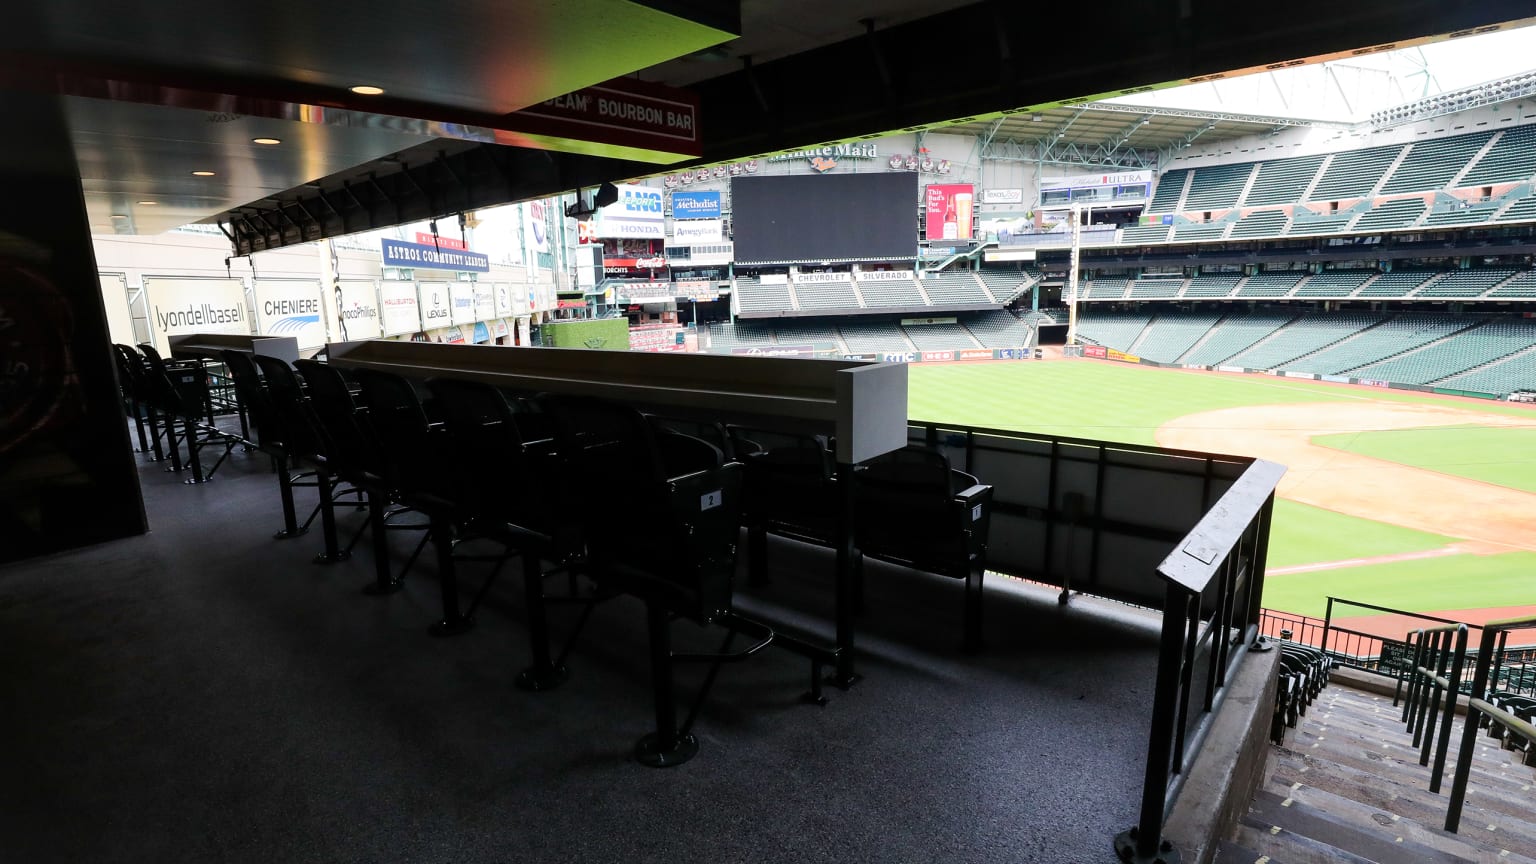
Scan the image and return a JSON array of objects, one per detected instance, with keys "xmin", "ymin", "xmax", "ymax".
[
  {"xmin": 222, "ymin": 350, "xmax": 309, "ymax": 539},
  {"xmin": 853, "ymin": 445, "xmax": 993, "ymax": 653},
  {"xmin": 112, "ymin": 343, "xmax": 153, "ymax": 456},
  {"xmin": 253, "ymin": 354, "xmax": 349, "ymax": 563}
]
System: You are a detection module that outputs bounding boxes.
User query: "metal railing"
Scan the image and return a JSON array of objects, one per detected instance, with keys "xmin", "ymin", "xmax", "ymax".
[
  {"xmin": 1446, "ymin": 614, "xmax": 1536, "ymax": 833},
  {"xmin": 1398, "ymin": 624, "xmax": 1469, "ymax": 794},
  {"xmin": 1114, "ymin": 459, "xmax": 1285, "ymax": 864}
]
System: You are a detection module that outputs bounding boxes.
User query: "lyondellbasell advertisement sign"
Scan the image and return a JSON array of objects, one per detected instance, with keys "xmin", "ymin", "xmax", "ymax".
[{"xmin": 924, "ymin": 184, "xmax": 975, "ymax": 241}]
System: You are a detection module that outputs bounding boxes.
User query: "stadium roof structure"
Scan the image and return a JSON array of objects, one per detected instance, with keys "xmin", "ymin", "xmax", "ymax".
[
  {"xmin": 943, "ymin": 103, "xmax": 1320, "ymax": 171},
  {"xmin": 8, "ymin": 1, "xmax": 1535, "ymax": 252}
]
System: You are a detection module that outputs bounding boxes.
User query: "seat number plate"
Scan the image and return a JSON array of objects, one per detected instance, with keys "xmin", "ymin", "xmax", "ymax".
[
  {"xmin": 972, "ymin": 505, "xmax": 983, "ymax": 521},
  {"xmin": 701, "ymin": 490, "xmax": 723, "ymax": 511}
]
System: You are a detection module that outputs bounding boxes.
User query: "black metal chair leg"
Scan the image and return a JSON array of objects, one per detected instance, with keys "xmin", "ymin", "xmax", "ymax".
[
  {"xmin": 747, "ymin": 524, "xmax": 769, "ymax": 586},
  {"xmin": 130, "ymin": 397, "xmax": 149, "ymax": 453},
  {"xmin": 428, "ymin": 516, "xmax": 472, "ymax": 636},
  {"xmin": 273, "ymin": 455, "xmax": 306, "ymax": 539},
  {"xmin": 164, "ymin": 412, "xmax": 184, "ymax": 473},
  {"xmin": 516, "ymin": 552, "xmax": 568, "ymax": 691},
  {"xmin": 182, "ymin": 415, "xmax": 208, "ymax": 484},
  {"xmin": 145, "ymin": 407, "xmax": 165, "ymax": 463},
  {"xmin": 313, "ymin": 473, "xmax": 350, "ymax": 564},
  {"xmin": 962, "ymin": 565, "xmax": 985, "ymax": 654},
  {"xmin": 362, "ymin": 494, "xmax": 403, "ymax": 595},
  {"xmin": 635, "ymin": 600, "xmax": 697, "ymax": 767}
]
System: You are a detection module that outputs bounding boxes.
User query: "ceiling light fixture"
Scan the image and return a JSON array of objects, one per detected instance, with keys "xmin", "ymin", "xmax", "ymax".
[
  {"xmin": 110, "ymin": 213, "xmax": 128, "ymax": 219},
  {"xmin": 137, "ymin": 200, "xmax": 157, "ymax": 205},
  {"xmin": 350, "ymin": 85, "xmax": 385, "ymax": 96},
  {"xmin": 252, "ymin": 137, "xmax": 282, "ymax": 145},
  {"xmin": 191, "ymin": 170, "xmax": 216, "ymax": 176}
]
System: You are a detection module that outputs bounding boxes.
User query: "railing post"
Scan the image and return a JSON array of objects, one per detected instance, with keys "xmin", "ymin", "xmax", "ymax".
[
  {"xmin": 1320, "ymin": 597, "xmax": 1334, "ymax": 657},
  {"xmin": 1429, "ymin": 625, "xmax": 1467, "ymax": 793},
  {"xmin": 1446, "ymin": 627, "xmax": 1498, "ymax": 833},
  {"xmin": 1116, "ymin": 586, "xmax": 1190, "ymax": 864},
  {"xmin": 1418, "ymin": 630, "xmax": 1450, "ymax": 763}
]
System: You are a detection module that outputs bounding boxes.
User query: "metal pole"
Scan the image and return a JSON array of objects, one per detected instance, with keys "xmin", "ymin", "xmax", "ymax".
[
  {"xmin": 1066, "ymin": 203, "xmax": 1081, "ymax": 346},
  {"xmin": 1446, "ymin": 628, "xmax": 1498, "ymax": 833},
  {"xmin": 1430, "ymin": 625, "xmax": 1468, "ymax": 793},
  {"xmin": 1118, "ymin": 586, "xmax": 1190, "ymax": 864}
]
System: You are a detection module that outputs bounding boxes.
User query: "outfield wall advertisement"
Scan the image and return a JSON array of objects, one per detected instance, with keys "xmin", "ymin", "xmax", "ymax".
[
  {"xmin": 336, "ymin": 280, "xmax": 382, "ymax": 341},
  {"xmin": 924, "ymin": 183, "xmax": 975, "ymax": 241},
  {"xmin": 254, "ymin": 280, "xmax": 326, "ymax": 350},
  {"xmin": 144, "ymin": 277, "xmax": 248, "ymax": 353},
  {"xmin": 380, "ymin": 281, "xmax": 420, "ymax": 336}
]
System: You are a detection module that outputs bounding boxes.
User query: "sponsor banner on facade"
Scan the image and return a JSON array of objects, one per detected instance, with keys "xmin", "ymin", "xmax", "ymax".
[
  {"xmin": 1217, "ymin": 365, "xmax": 1244, "ymax": 373},
  {"xmin": 768, "ymin": 142, "xmax": 879, "ymax": 173},
  {"xmin": 557, "ymin": 299, "xmax": 587, "ymax": 309},
  {"xmin": 1283, "ymin": 371, "xmax": 1316, "ymax": 380},
  {"xmin": 842, "ymin": 353, "xmax": 879, "ymax": 361},
  {"xmin": 759, "ymin": 273, "xmax": 788, "ymax": 285},
  {"xmin": 472, "ymin": 322, "xmax": 490, "ymax": 344},
  {"xmin": 881, "ymin": 351, "xmax": 917, "ymax": 363},
  {"xmin": 417, "ymin": 283, "xmax": 453, "ymax": 330},
  {"xmin": 524, "ymin": 200, "xmax": 551, "ymax": 254},
  {"xmin": 1041, "ymin": 170, "xmax": 1153, "ymax": 191},
  {"xmin": 1106, "ymin": 349, "xmax": 1141, "ymax": 364},
  {"xmin": 858, "ymin": 270, "xmax": 915, "ymax": 282},
  {"xmin": 959, "ymin": 349, "xmax": 996, "ymax": 361},
  {"xmin": 980, "ymin": 188, "xmax": 1024, "ymax": 204},
  {"xmin": 672, "ymin": 219, "xmax": 722, "ymax": 244},
  {"xmin": 629, "ymin": 324, "xmax": 687, "ymax": 353},
  {"xmin": 473, "ymin": 284, "xmax": 495, "ymax": 321},
  {"xmin": 379, "ymin": 281, "xmax": 420, "ymax": 336},
  {"xmin": 1083, "ymin": 345, "xmax": 1108, "ymax": 359},
  {"xmin": 795, "ymin": 271, "xmax": 851, "ymax": 284},
  {"xmin": 673, "ymin": 280, "xmax": 719, "ymax": 300},
  {"xmin": 900, "ymin": 316, "xmax": 958, "ymax": 326},
  {"xmin": 671, "ymin": 190, "xmax": 720, "ymax": 219},
  {"xmin": 493, "ymin": 283, "xmax": 514, "ymax": 318},
  {"xmin": 996, "ymin": 348, "xmax": 1032, "ymax": 360},
  {"xmin": 254, "ymin": 280, "xmax": 326, "ymax": 349},
  {"xmin": 730, "ymin": 344, "xmax": 818, "ymax": 358},
  {"xmin": 921, "ymin": 350, "xmax": 955, "ymax": 362},
  {"xmin": 444, "ymin": 326, "xmax": 466, "ymax": 344},
  {"xmin": 619, "ymin": 283, "xmax": 674, "ymax": 302},
  {"xmin": 596, "ymin": 183, "xmax": 665, "ymax": 238},
  {"xmin": 381, "ymin": 238, "xmax": 490, "ymax": 273},
  {"xmin": 925, "ymin": 184, "xmax": 975, "ymax": 241},
  {"xmin": 449, "ymin": 283, "xmax": 476, "ymax": 325},
  {"xmin": 492, "ymin": 319, "xmax": 511, "ymax": 339},
  {"xmin": 604, "ymin": 257, "xmax": 668, "ymax": 272},
  {"xmin": 144, "ymin": 277, "xmax": 249, "ymax": 351},
  {"xmin": 336, "ymin": 280, "xmax": 382, "ymax": 341},
  {"xmin": 414, "ymin": 232, "xmax": 468, "ymax": 251},
  {"xmin": 1321, "ymin": 374, "xmax": 1351, "ymax": 384}
]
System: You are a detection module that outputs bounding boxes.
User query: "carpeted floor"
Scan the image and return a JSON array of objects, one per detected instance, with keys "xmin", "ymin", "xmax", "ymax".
[{"xmin": 0, "ymin": 440, "xmax": 1163, "ymax": 863}]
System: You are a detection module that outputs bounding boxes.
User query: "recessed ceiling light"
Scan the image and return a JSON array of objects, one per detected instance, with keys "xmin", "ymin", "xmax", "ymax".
[
  {"xmin": 350, "ymin": 85, "xmax": 385, "ymax": 96},
  {"xmin": 252, "ymin": 137, "xmax": 282, "ymax": 145},
  {"xmin": 111, "ymin": 214, "xmax": 128, "ymax": 219},
  {"xmin": 191, "ymin": 170, "xmax": 216, "ymax": 176},
  {"xmin": 137, "ymin": 200, "xmax": 157, "ymax": 205}
]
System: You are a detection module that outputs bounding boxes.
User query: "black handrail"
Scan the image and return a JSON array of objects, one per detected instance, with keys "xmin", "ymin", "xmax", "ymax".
[
  {"xmin": 1446, "ymin": 613, "xmax": 1536, "ymax": 833},
  {"xmin": 1114, "ymin": 458, "xmax": 1285, "ymax": 864}
]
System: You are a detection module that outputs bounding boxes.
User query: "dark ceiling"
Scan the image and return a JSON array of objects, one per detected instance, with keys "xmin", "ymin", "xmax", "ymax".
[{"xmin": 3, "ymin": 1, "xmax": 1534, "ymax": 253}]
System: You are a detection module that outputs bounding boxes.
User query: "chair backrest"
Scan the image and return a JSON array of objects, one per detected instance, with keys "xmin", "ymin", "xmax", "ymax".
[
  {"xmin": 736, "ymin": 432, "xmax": 838, "ymax": 537},
  {"xmin": 220, "ymin": 349, "xmax": 282, "ymax": 451},
  {"xmin": 350, "ymin": 367, "xmax": 445, "ymax": 498},
  {"xmin": 854, "ymin": 446, "xmax": 976, "ymax": 564},
  {"xmin": 112, "ymin": 344, "xmax": 146, "ymax": 395},
  {"xmin": 294, "ymin": 359, "xmax": 375, "ymax": 478},
  {"xmin": 424, "ymin": 377, "xmax": 543, "ymax": 519},
  {"xmin": 251, "ymin": 354, "xmax": 322, "ymax": 460}
]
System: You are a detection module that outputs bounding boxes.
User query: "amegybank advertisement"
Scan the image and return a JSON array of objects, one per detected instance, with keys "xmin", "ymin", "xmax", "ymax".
[
  {"xmin": 924, "ymin": 184, "xmax": 975, "ymax": 241},
  {"xmin": 595, "ymin": 183, "xmax": 665, "ymax": 238},
  {"xmin": 143, "ymin": 277, "xmax": 249, "ymax": 353}
]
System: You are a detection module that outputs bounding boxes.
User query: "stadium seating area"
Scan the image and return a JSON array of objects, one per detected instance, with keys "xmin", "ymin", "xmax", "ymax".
[
  {"xmin": 1236, "ymin": 271, "xmax": 1307, "ymax": 298},
  {"xmin": 905, "ymin": 323, "xmax": 981, "ymax": 351},
  {"xmin": 1183, "ymin": 274, "xmax": 1243, "ymax": 298},
  {"xmin": 1180, "ymin": 312, "xmax": 1296, "ymax": 366},
  {"xmin": 1118, "ymin": 120, "xmax": 1536, "ymax": 245},
  {"xmin": 1273, "ymin": 313, "xmax": 1471, "ymax": 375},
  {"xmin": 731, "ymin": 267, "xmax": 1031, "ymax": 316},
  {"xmin": 1353, "ymin": 318, "xmax": 1536, "ymax": 386},
  {"xmin": 1292, "ymin": 269, "xmax": 1374, "ymax": 298},
  {"xmin": 920, "ymin": 271, "xmax": 992, "ymax": 305},
  {"xmin": 1222, "ymin": 312, "xmax": 1380, "ymax": 369},
  {"xmin": 1074, "ymin": 311, "xmax": 1152, "ymax": 349},
  {"xmin": 859, "ymin": 276, "xmax": 928, "ymax": 308},
  {"xmin": 838, "ymin": 321, "xmax": 911, "ymax": 354},
  {"xmin": 735, "ymin": 276, "xmax": 793, "ymax": 314},
  {"xmin": 965, "ymin": 310, "xmax": 1034, "ymax": 348},
  {"xmin": 794, "ymin": 279, "xmax": 860, "ymax": 310},
  {"xmin": 1132, "ymin": 312, "xmax": 1222, "ymax": 364}
]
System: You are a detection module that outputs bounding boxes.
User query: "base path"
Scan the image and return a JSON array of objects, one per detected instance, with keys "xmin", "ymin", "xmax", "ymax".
[{"xmin": 1155, "ymin": 401, "xmax": 1536, "ymax": 552}]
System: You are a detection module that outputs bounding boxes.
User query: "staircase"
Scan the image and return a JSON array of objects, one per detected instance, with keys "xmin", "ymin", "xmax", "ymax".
[{"xmin": 1218, "ymin": 684, "xmax": 1536, "ymax": 863}]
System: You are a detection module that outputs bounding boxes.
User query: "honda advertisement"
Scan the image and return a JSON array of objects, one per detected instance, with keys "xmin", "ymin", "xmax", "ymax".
[
  {"xmin": 924, "ymin": 183, "xmax": 975, "ymax": 241},
  {"xmin": 595, "ymin": 183, "xmax": 665, "ymax": 238}
]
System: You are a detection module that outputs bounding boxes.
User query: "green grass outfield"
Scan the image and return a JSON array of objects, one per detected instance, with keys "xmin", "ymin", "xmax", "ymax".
[
  {"xmin": 1313, "ymin": 425, "xmax": 1536, "ymax": 495},
  {"xmin": 908, "ymin": 361, "xmax": 1534, "ymax": 618}
]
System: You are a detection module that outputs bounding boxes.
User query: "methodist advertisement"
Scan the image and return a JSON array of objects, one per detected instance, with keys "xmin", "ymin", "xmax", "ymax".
[
  {"xmin": 449, "ymin": 283, "xmax": 476, "ymax": 325},
  {"xmin": 672, "ymin": 219, "xmax": 722, "ymax": 244},
  {"xmin": 380, "ymin": 238, "xmax": 489, "ymax": 273},
  {"xmin": 379, "ymin": 281, "xmax": 420, "ymax": 336},
  {"xmin": 335, "ymin": 280, "xmax": 382, "ymax": 341},
  {"xmin": 254, "ymin": 280, "xmax": 326, "ymax": 350},
  {"xmin": 924, "ymin": 184, "xmax": 975, "ymax": 241},
  {"xmin": 595, "ymin": 183, "xmax": 665, "ymax": 238},
  {"xmin": 523, "ymin": 200, "xmax": 551, "ymax": 254},
  {"xmin": 143, "ymin": 277, "xmax": 248, "ymax": 354},
  {"xmin": 417, "ymin": 282, "xmax": 453, "ymax": 331},
  {"xmin": 671, "ymin": 190, "xmax": 720, "ymax": 219}
]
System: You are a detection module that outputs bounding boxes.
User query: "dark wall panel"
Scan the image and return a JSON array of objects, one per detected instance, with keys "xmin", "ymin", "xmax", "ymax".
[
  {"xmin": 731, "ymin": 172, "xmax": 917, "ymax": 264},
  {"xmin": 0, "ymin": 93, "xmax": 145, "ymax": 562}
]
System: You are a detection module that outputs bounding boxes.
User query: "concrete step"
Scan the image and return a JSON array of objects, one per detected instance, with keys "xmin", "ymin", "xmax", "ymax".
[{"xmin": 1247, "ymin": 788, "xmax": 1471, "ymax": 862}]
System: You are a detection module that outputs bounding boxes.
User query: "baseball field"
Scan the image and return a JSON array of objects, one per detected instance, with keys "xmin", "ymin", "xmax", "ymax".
[{"xmin": 908, "ymin": 359, "xmax": 1536, "ymax": 630}]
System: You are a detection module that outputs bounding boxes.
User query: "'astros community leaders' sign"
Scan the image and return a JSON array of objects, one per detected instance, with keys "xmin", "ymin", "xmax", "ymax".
[{"xmin": 381, "ymin": 238, "xmax": 490, "ymax": 273}]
